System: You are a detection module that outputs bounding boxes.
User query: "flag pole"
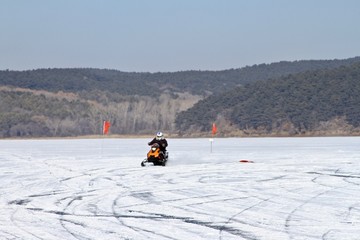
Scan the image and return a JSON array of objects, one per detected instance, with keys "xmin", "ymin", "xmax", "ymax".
[
  {"xmin": 210, "ymin": 122, "xmax": 217, "ymax": 153},
  {"xmin": 101, "ymin": 120, "xmax": 111, "ymax": 158},
  {"xmin": 101, "ymin": 121, "xmax": 104, "ymax": 158}
]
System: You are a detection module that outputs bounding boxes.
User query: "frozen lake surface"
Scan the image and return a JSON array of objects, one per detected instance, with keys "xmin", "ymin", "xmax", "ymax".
[{"xmin": 0, "ymin": 137, "xmax": 359, "ymax": 240}]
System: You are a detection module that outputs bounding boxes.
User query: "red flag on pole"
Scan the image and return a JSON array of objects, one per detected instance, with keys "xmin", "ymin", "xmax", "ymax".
[
  {"xmin": 212, "ymin": 123, "xmax": 217, "ymax": 135},
  {"xmin": 103, "ymin": 121, "xmax": 111, "ymax": 135}
]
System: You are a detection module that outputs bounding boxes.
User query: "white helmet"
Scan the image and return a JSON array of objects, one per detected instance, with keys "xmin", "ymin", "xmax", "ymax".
[{"xmin": 156, "ymin": 131, "xmax": 163, "ymax": 140}]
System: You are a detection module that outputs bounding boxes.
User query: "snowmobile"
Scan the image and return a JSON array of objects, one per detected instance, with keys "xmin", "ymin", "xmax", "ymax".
[{"xmin": 141, "ymin": 143, "xmax": 168, "ymax": 167}]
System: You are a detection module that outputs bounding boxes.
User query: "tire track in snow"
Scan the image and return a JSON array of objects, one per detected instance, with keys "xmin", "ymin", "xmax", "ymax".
[
  {"xmin": 218, "ymin": 198, "xmax": 270, "ymax": 240},
  {"xmin": 285, "ymin": 169, "xmax": 357, "ymax": 240},
  {"xmin": 108, "ymin": 167, "xmax": 272, "ymax": 239}
]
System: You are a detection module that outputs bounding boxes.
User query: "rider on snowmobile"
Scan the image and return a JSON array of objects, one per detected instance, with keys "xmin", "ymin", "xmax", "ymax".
[{"xmin": 148, "ymin": 132, "xmax": 168, "ymax": 154}]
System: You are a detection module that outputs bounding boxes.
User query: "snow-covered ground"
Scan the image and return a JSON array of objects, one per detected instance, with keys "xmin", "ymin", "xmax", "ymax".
[{"xmin": 0, "ymin": 137, "xmax": 359, "ymax": 240}]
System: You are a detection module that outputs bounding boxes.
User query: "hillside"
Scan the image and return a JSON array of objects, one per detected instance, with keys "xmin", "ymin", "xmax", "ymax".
[
  {"xmin": 1, "ymin": 57, "xmax": 360, "ymax": 95},
  {"xmin": 175, "ymin": 63, "xmax": 360, "ymax": 136},
  {"xmin": 1, "ymin": 57, "xmax": 360, "ymax": 138},
  {"xmin": 0, "ymin": 87, "xmax": 201, "ymax": 137}
]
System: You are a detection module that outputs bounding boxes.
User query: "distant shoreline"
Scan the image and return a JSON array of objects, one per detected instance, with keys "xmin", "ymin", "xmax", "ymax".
[{"xmin": 1, "ymin": 133, "xmax": 359, "ymax": 140}]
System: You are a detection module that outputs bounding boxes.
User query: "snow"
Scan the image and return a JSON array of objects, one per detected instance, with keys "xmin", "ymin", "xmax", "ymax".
[{"xmin": 0, "ymin": 137, "xmax": 360, "ymax": 240}]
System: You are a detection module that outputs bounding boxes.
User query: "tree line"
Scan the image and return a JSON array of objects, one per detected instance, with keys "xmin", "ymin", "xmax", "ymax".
[
  {"xmin": 1, "ymin": 57, "xmax": 360, "ymax": 96},
  {"xmin": 175, "ymin": 63, "xmax": 360, "ymax": 136}
]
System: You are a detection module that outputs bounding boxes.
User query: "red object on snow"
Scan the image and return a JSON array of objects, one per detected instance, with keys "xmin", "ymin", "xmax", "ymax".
[{"xmin": 239, "ymin": 160, "xmax": 254, "ymax": 163}]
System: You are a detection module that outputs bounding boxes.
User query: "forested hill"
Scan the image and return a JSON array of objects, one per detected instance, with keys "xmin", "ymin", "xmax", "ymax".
[
  {"xmin": 1, "ymin": 57, "xmax": 360, "ymax": 138},
  {"xmin": 1, "ymin": 57, "xmax": 360, "ymax": 96},
  {"xmin": 175, "ymin": 62, "xmax": 360, "ymax": 136}
]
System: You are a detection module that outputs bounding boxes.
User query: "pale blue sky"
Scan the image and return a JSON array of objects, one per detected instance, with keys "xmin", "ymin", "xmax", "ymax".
[{"xmin": 1, "ymin": 0, "xmax": 360, "ymax": 72}]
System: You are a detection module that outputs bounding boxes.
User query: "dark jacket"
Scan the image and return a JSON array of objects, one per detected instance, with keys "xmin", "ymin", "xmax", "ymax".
[{"xmin": 148, "ymin": 138, "xmax": 168, "ymax": 152}]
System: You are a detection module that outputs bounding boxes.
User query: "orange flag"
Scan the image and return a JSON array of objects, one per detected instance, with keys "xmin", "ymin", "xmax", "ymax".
[
  {"xmin": 103, "ymin": 121, "xmax": 111, "ymax": 135},
  {"xmin": 212, "ymin": 123, "xmax": 217, "ymax": 135}
]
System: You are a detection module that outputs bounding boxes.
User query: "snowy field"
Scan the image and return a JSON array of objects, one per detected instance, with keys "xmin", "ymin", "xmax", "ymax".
[{"xmin": 0, "ymin": 137, "xmax": 360, "ymax": 240}]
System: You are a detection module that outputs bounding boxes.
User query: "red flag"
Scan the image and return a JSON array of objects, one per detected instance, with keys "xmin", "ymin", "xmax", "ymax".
[
  {"xmin": 212, "ymin": 123, "xmax": 217, "ymax": 135},
  {"xmin": 103, "ymin": 121, "xmax": 111, "ymax": 135}
]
